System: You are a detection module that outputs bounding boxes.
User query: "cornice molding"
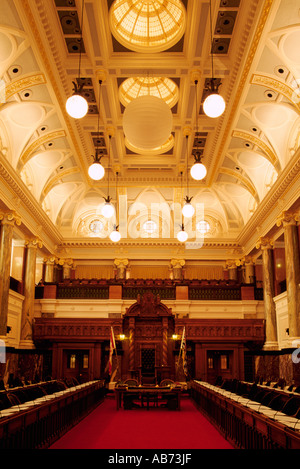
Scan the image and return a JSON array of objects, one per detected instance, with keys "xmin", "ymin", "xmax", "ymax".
[
  {"xmin": 0, "ymin": 153, "xmax": 62, "ymax": 247},
  {"xmin": 237, "ymin": 148, "xmax": 300, "ymax": 251}
]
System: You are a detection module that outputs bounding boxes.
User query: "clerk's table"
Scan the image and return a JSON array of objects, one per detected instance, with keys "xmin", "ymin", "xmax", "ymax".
[{"xmin": 114, "ymin": 385, "xmax": 181, "ymax": 410}]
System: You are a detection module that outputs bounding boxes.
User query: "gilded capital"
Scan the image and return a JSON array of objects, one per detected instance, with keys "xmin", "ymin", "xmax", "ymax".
[
  {"xmin": 0, "ymin": 210, "xmax": 21, "ymax": 226},
  {"xmin": 171, "ymin": 259, "xmax": 185, "ymax": 268},
  {"xmin": 241, "ymin": 256, "xmax": 255, "ymax": 265},
  {"xmin": 256, "ymin": 236, "xmax": 273, "ymax": 250},
  {"xmin": 114, "ymin": 258, "xmax": 129, "ymax": 267},
  {"xmin": 25, "ymin": 237, "xmax": 43, "ymax": 249},
  {"xmin": 276, "ymin": 210, "xmax": 299, "ymax": 227},
  {"xmin": 226, "ymin": 259, "xmax": 239, "ymax": 268}
]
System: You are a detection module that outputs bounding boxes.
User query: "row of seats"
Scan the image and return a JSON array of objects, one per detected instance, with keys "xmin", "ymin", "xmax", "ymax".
[
  {"xmin": 0, "ymin": 378, "xmax": 80, "ymax": 411},
  {"xmin": 215, "ymin": 377, "xmax": 300, "ymax": 420}
]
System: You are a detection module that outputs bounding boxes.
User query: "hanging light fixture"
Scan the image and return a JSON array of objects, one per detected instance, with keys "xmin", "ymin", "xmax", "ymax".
[
  {"xmin": 177, "ymin": 171, "xmax": 188, "ymax": 242},
  {"xmin": 191, "ymin": 79, "xmax": 207, "ymax": 180},
  {"xmin": 102, "ymin": 134, "xmax": 114, "ymax": 219},
  {"xmin": 182, "ymin": 133, "xmax": 195, "ymax": 218},
  {"xmin": 109, "ymin": 171, "xmax": 121, "ymax": 242},
  {"xmin": 203, "ymin": 0, "xmax": 226, "ymax": 119},
  {"xmin": 88, "ymin": 80, "xmax": 105, "ymax": 180},
  {"xmin": 66, "ymin": 1, "xmax": 88, "ymax": 119},
  {"xmin": 177, "ymin": 224, "xmax": 188, "ymax": 243}
]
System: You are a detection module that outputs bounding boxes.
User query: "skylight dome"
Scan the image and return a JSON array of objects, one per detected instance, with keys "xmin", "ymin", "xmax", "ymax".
[
  {"xmin": 109, "ymin": 0, "xmax": 186, "ymax": 53},
  {"xmin": 119, "ymin": 77, "xmax": 179, "ymax": 108}
]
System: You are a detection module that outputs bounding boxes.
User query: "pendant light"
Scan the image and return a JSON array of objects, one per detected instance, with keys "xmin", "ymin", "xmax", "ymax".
[
  {"xmin": 88, "ymin": 80, "xmax": 105, "ymax": 180},
  {"xmin": 177, "ymin": 224, "xmax": 188, "ymax": 243},
  {"xmin": 177, "ymin": 171, "xmax": 188, "ymax": 242},
  {"xmin": 102, "ymin": 134, "xmax": 114, "ymax": 218},
  {"xmin": 109, "ymin": 171, "xmax": 121, "ymax": 242},
  {"xmin": 203, "ymin": 0, "xmax": 226, "ymax": 118},
  {"xmin": 66, "ymin": 0, "xmax": 88, "ymax": 119},
  {"xmin": 190, "ymin": 79, "xmax": 207, "ymax": 180},
  {"xmin": 182, "ymin": 133, "xmax": 195, "ymax": 218}
]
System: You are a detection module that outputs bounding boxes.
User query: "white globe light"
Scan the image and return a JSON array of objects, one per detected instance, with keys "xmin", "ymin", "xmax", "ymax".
[
  {"xmin": 203, "ymin": 93, "xmax": 225, "ymax": 118},
  {"xmin": 182, "ymin": 202, "xmax": 195, "ymax": 218},
  {"xmin": 88, "ymin": 162, "xmax": 105, "ymax": 180},
  {"xmin": 110, "ymin": 229, "xmax": 121, "ymax": 242},
  {"xmin": 190, "ymin": 163, "xmax": 207, "ymax": 181},
  {"xmin": 101, "ymin": 202, "xmax": 114, "ymax": 218},
  {"xmin": 66, "ymin": 94, "xmax": 88, "ymax": 119},
  {"xmin": 177, "ymin": 230, "xmax": 188, "ymax": 242},
  {"xmin": 123, "ymin": 95, "xmax": 172, "ymax": 150}
]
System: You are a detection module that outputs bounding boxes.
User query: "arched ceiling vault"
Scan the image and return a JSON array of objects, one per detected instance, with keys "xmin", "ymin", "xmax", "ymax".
[{"xmin": 0, "ymin": 0, "xmax": 299, "ymax": 260}]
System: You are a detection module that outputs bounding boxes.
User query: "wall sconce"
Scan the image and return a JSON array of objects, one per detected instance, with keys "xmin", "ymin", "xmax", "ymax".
[
  {"xmin": 172, "ymin": 334, "xmax": 178, "ymax": 340},
  {"xmin": 119, "ymin": 334, "xmax": 125, "ymax": 341}
]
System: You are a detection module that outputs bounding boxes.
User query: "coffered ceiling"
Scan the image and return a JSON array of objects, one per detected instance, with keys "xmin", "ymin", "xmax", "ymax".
[{"xmin": 0, "ymin": 0, "xmax": 299, "ymax": 261}]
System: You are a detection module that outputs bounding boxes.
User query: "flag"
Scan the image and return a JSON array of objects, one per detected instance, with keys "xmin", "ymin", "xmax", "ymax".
[
  {"xmin": 180, "ymin": 326, "xmax": 188, "ymax": 375},
  {"xmin": 109, "ymin": 326, "xmax": 116, "ymax": 375}
]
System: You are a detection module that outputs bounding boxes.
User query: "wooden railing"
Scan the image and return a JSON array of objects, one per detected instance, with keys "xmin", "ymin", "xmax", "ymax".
[
  {"xmin": 0, "ymin": 380, "xmax": 105, "ymax": 449},
  {"xmin": 34, "ymin": 278, "xmax": 263, "ymax": 301},
  {"xmin": 190, "ymin": 380, "xmax": 300, "ymax": 449}
]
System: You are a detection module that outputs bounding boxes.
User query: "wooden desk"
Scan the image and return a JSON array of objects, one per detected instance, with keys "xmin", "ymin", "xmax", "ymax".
[{"xmin": 115, "ymin": 386, "xmax": 181, "ymax": 410}]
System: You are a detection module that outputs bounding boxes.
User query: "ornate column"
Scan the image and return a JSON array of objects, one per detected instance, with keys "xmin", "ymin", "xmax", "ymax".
[
  {"xmin": 162, "ymin": 318, "xmax": 168, "ymax": 367},
  {"xmin": 114, "ymin": 258, "xmax": 128, "ymax": 280},
  {"xmin": 128, "ymin": 317, "xmax": 135, "ymax": 376},
  {"xmin": 44, "ymin": 255, "xmax": 56, "ymax": 282},
  {"xmin": 58, "ymin": 258, "xmax": 73, "ymax": 279},
  {"xmin": 256, "ymin": 237, "xmax": 278, "ymax": 350},
  {"xmin": 0, "ymin": 211, "xmax": 21, "ymax": 339},
  {"xmin": 226, "ymin": 259, "xmax": 238, "ymax": 280},
  {"xmin": 170, "ymin": 259, "xmax": 185, "ymax": 280},
  {"xmin": 20, "ymin": 237, "xmax": 43, "ymax": 348},
  {"xmin": 277, "ymin": 211, "xmax": 300, "ymax": 342},
  {"xmin": 242, "ymin": 256, "xmax": 255, "ymax": 284}
]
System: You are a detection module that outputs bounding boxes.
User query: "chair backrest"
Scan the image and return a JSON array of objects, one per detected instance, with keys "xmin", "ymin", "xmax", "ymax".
[
  {"xmin": 124, "ymin": 379, "xmax": 138, "ymax": 386},
  {"xmin": 160, "ymin": 379, "xmax": 174, "ymax": 386}
]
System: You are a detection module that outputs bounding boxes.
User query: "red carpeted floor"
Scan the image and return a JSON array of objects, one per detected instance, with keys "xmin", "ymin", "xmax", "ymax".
[{"xmin": 50, "ymin": 396, "xmax": 233, "ymax": 449}]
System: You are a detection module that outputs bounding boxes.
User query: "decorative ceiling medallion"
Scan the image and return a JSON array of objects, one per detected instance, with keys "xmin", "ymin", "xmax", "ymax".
[
  {"xmin": 109, "ymin": 0, "xmax": 186, "ymax": 53},
  {"xmin": 119, "ymin": 77, "xmax": 179, "ymax": 108}
]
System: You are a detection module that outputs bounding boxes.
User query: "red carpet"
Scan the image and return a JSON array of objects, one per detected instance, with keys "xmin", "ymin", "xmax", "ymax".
[{"xmin": 50, "ymin": 396, "xmax": 233, "ymax": 449}]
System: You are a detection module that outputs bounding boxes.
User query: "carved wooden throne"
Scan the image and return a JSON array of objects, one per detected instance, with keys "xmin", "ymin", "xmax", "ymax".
[{"xmin": 122, "ymin": 292, "xmax": 175, "ymax": 383}]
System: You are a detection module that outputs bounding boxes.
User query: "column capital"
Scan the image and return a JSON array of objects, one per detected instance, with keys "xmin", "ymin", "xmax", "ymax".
[
  {"xmin": 44, "ymin": 255, "xmax": 57, "ymax": 265},
  {"xmin": 25, "ymin": 237, "xmax": 43, "ymax": 249},
  {"xmin": 57, "ymin": 257, "xmax": 73, "ymax": 267},
  {"xmin": 226, "ymin": 259, "xmax": 239, "ymax": 268},
  {"xmin": 256, "ymin": 236, "xmax": 274, "ymax": 250},
  {"xmin": 0, "ymin": 210, "xmax": 21, "ymax": 226},
  {"xmin": 276, "ymin": 210, "xmax": 299, "ymax": 227},
  {"xmin": 240, "ymin": 256, "xmax": 255, "ymax": 265},
  {"xmin": 114, "ymin": 258, "xmax": 128, "ymax": 267},
  {"xmin": 170, "ymin": 258, "xmax": 185, "ymax": 268}
]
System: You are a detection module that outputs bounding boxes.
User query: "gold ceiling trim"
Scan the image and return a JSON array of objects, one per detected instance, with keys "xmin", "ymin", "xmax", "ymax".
[
  {"xmin": 19, "ymin": 130, "xmax": 66, "ymax": 169},
  {"xmin": 41, "ymin": 167, "xmax": 81, "ymax": 201},
  {"xmin": 236, "ymin": 149, "xmax": 300, "ymax": 249},
  {"xmin": 20, "ymin": 0, "xmax": 90, "ymax": 179},
  {"xmin": 1, "ymin": 72, "xmax": 46, "ymax": 107},
  {"xmin": 219, "ymin": 168, "xmax": 258, "ymax": 201},
  {"xmin": 251, "ymin": 73, "xmax": 300, "ymax": 113},
  {"xmin": 0, "ymin": 151, "xmax": 62, "ymax": 246},
  {"xmin": 232, "ymin": 129, "xmax": 280, "ymax": 171},
  {"xmin": 208, "ymin": 0, "xmax": 275, "ymax": 185}
]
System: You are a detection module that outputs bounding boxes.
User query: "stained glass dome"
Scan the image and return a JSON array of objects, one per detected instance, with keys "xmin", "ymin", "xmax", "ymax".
[
  {"xmin": 119, "ymin": 76, "xmax": 179, "ymax": 108},
  {"xmin": 109, "ymin": 0, "xmax": 186, "ymax": 53}
]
